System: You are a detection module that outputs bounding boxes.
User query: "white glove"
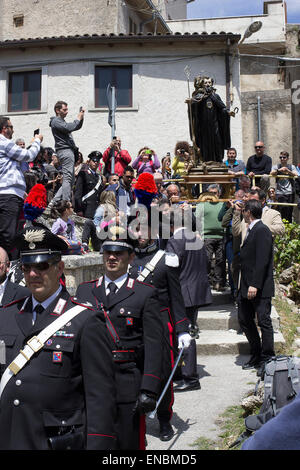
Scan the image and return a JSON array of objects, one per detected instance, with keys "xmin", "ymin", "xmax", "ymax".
[{"xmin": 178, "ymin": 332, "xmax": 192, "ymax": 349}]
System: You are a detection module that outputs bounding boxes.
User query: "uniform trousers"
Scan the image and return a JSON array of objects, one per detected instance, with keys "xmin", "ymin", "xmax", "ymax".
[
  {"xmin": 52, "ymin": 148, "xmax": 75, "ymax": 202},
  {"xmin": 238, "ymin": 296, "xmax": 275, "ymax": 361},
  {"xmin": 178, "ymin": 306, "xmax": 199, "ymax": 384},
  {"xmin": 0, "ymin": 194, "xmax": 24, "ymax": 254}
]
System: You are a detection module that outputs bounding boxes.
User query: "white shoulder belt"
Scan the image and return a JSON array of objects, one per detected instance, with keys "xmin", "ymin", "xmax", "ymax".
[
  {"xmin": 0, "ymin": 303, "xmax": 87, "ymax": 398},
  {"xmin": 137, "ymin": 249, "xmax": 165, "ymax": 282}
]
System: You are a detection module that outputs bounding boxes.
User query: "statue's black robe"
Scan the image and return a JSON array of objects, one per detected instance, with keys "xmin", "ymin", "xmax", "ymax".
[{"xmin": 188, "ymin": 92, "xmax": 231, "ymax": 163}]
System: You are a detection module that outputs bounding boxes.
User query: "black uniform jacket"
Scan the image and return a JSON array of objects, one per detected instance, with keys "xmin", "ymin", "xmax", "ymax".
[
  {"xmin": 0, "ymin": 289, "xmax": 116, "ymax": 450},
  {"xmin": 74, "ymin": 168, "xmax": 104, "ymax": 218},
  {"xmin": 75, "ymin": 276, "xmax": 163, "ymax": 403},
  {"xmin": 0, "ymin": 280, "xmax": 29, "ymax": 307},
  {"xmin": 240, "ymin": 220, "xmax": 274, "ymax": 299},
  {"xmin": 166, "ymin": 228, "xmax": 212, "ymax": 308},
  {"xmin": 128, "ymin": 245, "xmax": 189, "ymax": 334}
]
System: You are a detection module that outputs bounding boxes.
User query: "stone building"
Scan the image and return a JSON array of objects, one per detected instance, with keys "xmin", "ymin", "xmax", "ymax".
[
  {"xmin": 168, "ymin": 0, "xmax": 299, "ymax": 165},
  {"xmin": 0, "ymin": 0, "xmax": 242, "ymax": 159}
]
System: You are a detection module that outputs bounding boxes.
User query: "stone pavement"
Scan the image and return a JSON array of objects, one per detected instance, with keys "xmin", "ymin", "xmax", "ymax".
[{"xmin": 145, "ymin": 289, "xmax": 285, "ymax": 450}]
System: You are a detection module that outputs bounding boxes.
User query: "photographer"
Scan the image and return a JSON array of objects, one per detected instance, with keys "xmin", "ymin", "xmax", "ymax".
[
  {"xmin": 132, "ymin": 146, "xmax": 160, "ymax": 176},
  {"xmin": 0, "ymin": 115, "xmax": 43, "ymax": 254},
  {"xmin": 49, "ymin": 101, "xmax": 84, "ymax": 205},
  {"xmin": 172, "ymin": 141, "xmax": 193, "ymax": 178},
  {"xmin": 102, "ymin": 136, "xmax": 131, "ymax": 178}
]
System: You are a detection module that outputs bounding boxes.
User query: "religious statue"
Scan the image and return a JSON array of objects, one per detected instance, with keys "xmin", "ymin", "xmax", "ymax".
[{"xmin": 186, "ymin": 76, "xmax": 236, "ymax": 165}]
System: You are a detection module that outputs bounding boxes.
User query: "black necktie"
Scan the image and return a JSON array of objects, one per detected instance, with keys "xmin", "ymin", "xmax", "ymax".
[
  {"xmin": 33, "ymin": 304, "xmax": 45, "ymax": 324},
  {"xmin": 107, "ymin": 282, "xmax": 117, "ymax": 304}
]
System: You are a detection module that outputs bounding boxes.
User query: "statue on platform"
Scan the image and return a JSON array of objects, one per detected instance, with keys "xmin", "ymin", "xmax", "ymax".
[{"xmin": 186, "ymin": 76, "xmax": 236, "ymax": 165}]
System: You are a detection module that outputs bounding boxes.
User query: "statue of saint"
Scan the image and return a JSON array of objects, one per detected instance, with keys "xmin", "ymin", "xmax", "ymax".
[{"xmin": 186, "ymin": 76, "xmax": 235, "ymax": 165}]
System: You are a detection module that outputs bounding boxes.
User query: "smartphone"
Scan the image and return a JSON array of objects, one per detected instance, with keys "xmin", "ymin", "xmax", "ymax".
[
  {"xmin": 79, "ymin": 106, "xmax": 83, "ymax": 112},
  {"xmin": 34, "ymin": 128, "xmax": 40, "ymax": 136}
]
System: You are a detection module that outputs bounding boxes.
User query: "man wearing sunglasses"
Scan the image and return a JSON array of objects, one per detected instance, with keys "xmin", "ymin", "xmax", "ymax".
[
  {"xmin": 0, "ymin": 116, "xmax": 43, "ymax": 256},
  {"xmin": 270, "ymin": 151, "xmax": 298, "ymax": 223},
  {"xmin": 0, "ymin": 223, "xmax": 116, "ymax": 450},
  {"xmin": 246, "ymin": 141, "xmax": 272, "ymax": 192}
]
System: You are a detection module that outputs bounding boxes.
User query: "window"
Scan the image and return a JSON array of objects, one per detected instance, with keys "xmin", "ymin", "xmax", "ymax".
[
  {"xmin": 13, "ymin": 15, "xmax": 24, "ymax": 27},
  {"xmin": 8, "ymin": 70, "xmax": 41, "ymax": 112},
  {"xmin": 95, "ymin": 66, "xmax": 132, "ymax": 108}
]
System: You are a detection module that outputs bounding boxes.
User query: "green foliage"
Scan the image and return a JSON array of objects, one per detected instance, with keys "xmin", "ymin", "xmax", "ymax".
[{"xmin": 274, "ymin": 220, "xmax": 300, "ymax": 275}]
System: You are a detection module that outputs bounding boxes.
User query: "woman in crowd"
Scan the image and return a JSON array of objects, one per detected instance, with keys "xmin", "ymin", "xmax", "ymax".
[
  {"xmin": 132, "ymin": 146, "xmax": 160, "ymax": 176},
  {"xmin": 161, "ymin": 154, "xmax": 172, "ymax": 180},
  {"xmin": 172, "ymin": 141, "xmax": 193, "ymax": 178},
  {"xmin": 93, "ymin": 190, "xmax": 118, "ymax": 238},
  {"xmin": 267, "ymin": 186, "xmax": 278, "ymax": 210},
  {"xmin": 51, "ymin": 200, "xmax": 82, "ymax": 254}
]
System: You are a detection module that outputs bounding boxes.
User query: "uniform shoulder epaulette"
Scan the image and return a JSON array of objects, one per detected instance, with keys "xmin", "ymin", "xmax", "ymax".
[
  {"xmin": 165, "ymin": 252, "xmax": 179, "ymax": 267},
  {"xmin": 3, "ymin": 296, "xmax": 28, "ymax": 308},
  {"xmin": 80, "ymin": 279, "xmax": 98, "ymax": 285},
  {"xmin": 136, "ymin": 280, "xmax": 155, "ymax": 289},
  {"xmin": 71, "ymin": 297, "xmax": 95, "ymax": 310}
]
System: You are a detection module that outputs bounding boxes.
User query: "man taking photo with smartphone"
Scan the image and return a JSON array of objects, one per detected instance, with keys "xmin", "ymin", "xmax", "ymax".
[{"xmin": 49, "ymin": 101, "xmax": 84, "ymax": 206}]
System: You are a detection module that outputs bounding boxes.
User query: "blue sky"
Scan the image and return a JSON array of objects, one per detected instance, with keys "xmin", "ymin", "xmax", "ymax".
[{"xmin": 187, "ymin": 0, "xmax": 300, "ymax": 24}]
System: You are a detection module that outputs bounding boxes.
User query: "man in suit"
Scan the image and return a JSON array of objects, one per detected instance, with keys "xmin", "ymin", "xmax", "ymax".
[
  {"xmin": 0, "ymin": 223, "xmax": 116, "ymax": 450},
  {"xmin": 238, "ymin": 199, "xmax": 275, "ymax": 370},
  {"xmin": 232, "ymin": 188, "xmax": 285, "ymax": 241},
  {"xmin": 0, "ymin": 247, "xmax": 29, "ymax": 307},
  {"xmin": 128, "ymin": 216, "xmax": 191, "ymax": 441},
  {"xmin": 163, "ymin": 210, "xmax": 212, "ymax": 392},
  {"xmin": 75, "ymin": 224, "xmax": 163, "ymax": 450}
]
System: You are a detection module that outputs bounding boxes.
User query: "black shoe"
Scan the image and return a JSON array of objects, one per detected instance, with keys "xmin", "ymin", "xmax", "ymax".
[
  {"xmin": 173, "ymin": 380, "xmax": 201, "ymax": 392},
  {"xmin": 159, "ymin": 421, "xmax": 174, "ymax": 441},
  {"xmin": 242, "ymin": 355, "xmax": 261, "ymax": 370}
]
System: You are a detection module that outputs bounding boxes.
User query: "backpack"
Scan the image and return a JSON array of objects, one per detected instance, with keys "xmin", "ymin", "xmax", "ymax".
[{"xmin": 230, "ymin": 355, "xmax": 300, "ymax": 447}]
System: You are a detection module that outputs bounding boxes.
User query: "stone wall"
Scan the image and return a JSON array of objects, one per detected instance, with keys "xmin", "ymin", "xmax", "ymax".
[
  {"xmin": 241, "ymin": 89, "xmax": 293, "ymax": 162},
  {"xmin": 62, "ymin": 252, "xmax": 104, "ymax": 296}
]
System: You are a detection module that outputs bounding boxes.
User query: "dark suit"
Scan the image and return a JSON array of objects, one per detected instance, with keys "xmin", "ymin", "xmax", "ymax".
[
  {"xmin": 129, "ymin": 244, "xmax": 189, "ymax": 423},
  {"xmin": 74, "ymin": 168, "xmax": 104, "ymax": 218},
  {"xmin": 0, "ymin": 289, "xmax": 116, "ymax": 450},
  {"xmin": 238, "ymin": 220, "xmax": 275, "ymax": 361},
  {"xmin": 166, "ymin": 228, "xmax": 212, "ymax": 383},
  {"xmin": 0, "ymin": 280, "xmax": 29, "ymax": 307},
  {"xmin": 75, "ymin": 275, "xmax": 163, "ymax": 449}
]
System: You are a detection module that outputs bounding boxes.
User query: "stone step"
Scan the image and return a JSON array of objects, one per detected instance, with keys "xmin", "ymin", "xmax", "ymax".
[
  {"xmin": 197, "ymin": 304, "xmax": 281, "ymax": 332},
  {"xmin": 195, "ymin": 329, "xmax": 285, "ymax": 355}
]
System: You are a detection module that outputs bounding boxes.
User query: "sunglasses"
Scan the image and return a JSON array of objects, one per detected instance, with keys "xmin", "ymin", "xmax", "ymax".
[
  {"xmin": 279, "ymin": 156, "xmax": 288, "ymax": 159},
  {"xmin": 5, "ymin": 125, "xmax": 13, "ymax": 130},
  {"xmin": 21, "ymin": 261, "xmax": 57, "ymax": 273},
  {"xmin": 255, "ymin": 146, "xmax": 264, "ymax": 149}
]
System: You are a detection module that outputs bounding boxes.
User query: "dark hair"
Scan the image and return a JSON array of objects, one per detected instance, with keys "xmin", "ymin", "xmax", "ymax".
[
  {"xmin": 244, "ymin": 199, "xmax": 262, "ymax": 219},
  {"xmin": 280, "ymin": 151, "xmax": 289, "ymax": 158},
  {"xmin": 54, "ymin": 101, "xmax": 67, "ymax": 114},
  {"xmin": 0, "ymin": 116, "xmax": 10, "ymax": 132},
  {"xmin": 174, "ymin": 141, "xmax": 190, "ymax": 154},
  {"xmin": 123, "ymin": 166, "xmax": 134, "ymax": 174},
  {"xmin": 227, "ymin": 147, "xmax": 237, "ymax": 154},
  {"xmin": 50, "ymin": 200, "xmax": 71, "ymax": 219}
]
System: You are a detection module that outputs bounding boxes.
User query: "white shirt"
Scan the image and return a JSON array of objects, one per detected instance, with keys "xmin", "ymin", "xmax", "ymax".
[
  {"xmin": 0, "ymin": 278, "xmax": 9, "ymax": 305},
  {"xmin": 32, "ymin": 285, "xmax": 62, "ymax": 324}
]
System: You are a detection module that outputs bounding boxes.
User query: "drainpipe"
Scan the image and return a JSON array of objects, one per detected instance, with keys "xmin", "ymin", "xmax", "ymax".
[
  {"xmin": 257, "ymin": 96, "xmax": 262, "ymax": 141},
  {"xmin": 139, "ymin": 11, "xmax": 156, "ymax": 33},
  {"xmin": 225, "ymin": 39, "xmax": 231, "ymax": 109}
]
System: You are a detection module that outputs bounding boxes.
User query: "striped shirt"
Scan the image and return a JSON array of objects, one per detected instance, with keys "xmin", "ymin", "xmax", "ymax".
[{"xmin": 0, "ymin": 135, "xmax": 41, "ymax": 198}]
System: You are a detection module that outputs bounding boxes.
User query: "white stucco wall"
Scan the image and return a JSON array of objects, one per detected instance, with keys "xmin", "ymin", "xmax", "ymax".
[{"xmin": 0, "ymin": 40, "xmax": 242, "ymax": 161}]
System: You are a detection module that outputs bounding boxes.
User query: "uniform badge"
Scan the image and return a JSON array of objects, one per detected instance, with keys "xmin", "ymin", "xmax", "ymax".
[
  {"xmin": 126, "ymin": 317, "xmax": 133, "ymax": 326},
  {"xmin": 53, "ymin": 298, "xmax": 67, "ymax": 315},
  {"xmin": 46, "ymin": 339, "xmax": 53, "ymax": 346},
  {"xmin": 120, "ymin": 308, "xmax": 125, "ymax": 315},
  {"xmin": 52, "ymin": 351, "xmax": 63, "ymax": 363},
  {"xmin": 127, "ymin": 278, "xmax": 134, "ymax": 289}
]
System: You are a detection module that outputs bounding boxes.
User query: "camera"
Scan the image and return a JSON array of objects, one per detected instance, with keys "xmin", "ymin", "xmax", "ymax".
[
  {"xmin": 145, "ymin": 150, "xmax": 152, "ymax": 155},
  {"xmin": 180, "ymin": 149, "xmax": 185, "ymax": 155}
]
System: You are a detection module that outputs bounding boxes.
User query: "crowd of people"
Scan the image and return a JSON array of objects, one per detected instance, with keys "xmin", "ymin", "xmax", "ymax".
[{"xmin": 0, "ymin": 103, "xmax": 300, "ymax": 451}]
